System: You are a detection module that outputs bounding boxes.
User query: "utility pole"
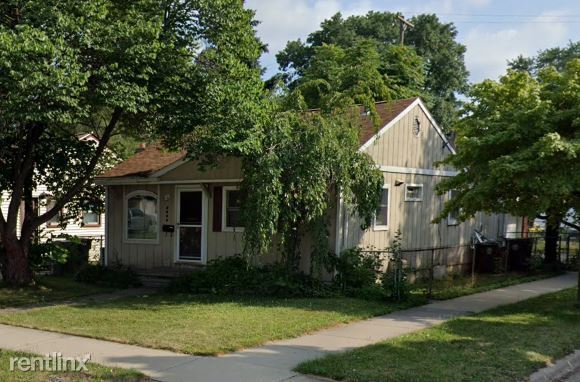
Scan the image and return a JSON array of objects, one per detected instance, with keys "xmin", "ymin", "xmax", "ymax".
[{"xmin": 396, "ymin": 15, "xmax": 414, "ymax": 45}]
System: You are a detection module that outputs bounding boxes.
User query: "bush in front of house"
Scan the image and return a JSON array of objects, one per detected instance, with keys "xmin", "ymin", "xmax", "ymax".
[
  {"xmin": 167, "ymin": 256, "xmax": 335, "ymax": 298},
  {"xmin": 325, "ymin": 248, "xmax": 383, "ymax": 296},
  {"xmin": 74, "ymin": 264, "xmax": 142, "ymax": 289}
]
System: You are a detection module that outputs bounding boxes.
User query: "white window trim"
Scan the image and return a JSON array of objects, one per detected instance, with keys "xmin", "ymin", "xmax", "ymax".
[
  {"xmin": 222, "ymin": 185, "xmax": 244, "ymax": 233},
  {"xmin": 405, "ymin": 184, "xmax": 424, "ymax": 202},
  {"xmin": 373, "ymin": 184, "xmax": 390, "ymax": 231},
  {"xmin": 447, "ymin": 190, "xmax": 459, "ymax": 226},
  {"xmin": 174, "ymin": 185, "xmax": 208, "ymax": 264},
  {"xmin": 123, "ymin": 190, "xmax": 160, "ymax": 244}
]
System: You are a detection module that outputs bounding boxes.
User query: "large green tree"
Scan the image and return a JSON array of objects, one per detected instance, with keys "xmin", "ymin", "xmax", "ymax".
[
  {"xmin": 436, "ymin": 59, "xmax": 580, "ymax": 263},
  {"xmin": 0, "ymin": 0, "xmax": 265, "ymax": 286},
  {"xmin": 275, "ymin": 11, "xmax": 468, "ymax": 127}
]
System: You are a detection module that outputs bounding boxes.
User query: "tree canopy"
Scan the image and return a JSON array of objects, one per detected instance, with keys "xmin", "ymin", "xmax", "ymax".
[
  {"xmin": 436, "ymin": 58, "xmax": 580, "ymax": 261},
  {"xmin": 0, "ymin": 0, "xmax": 265, "ymax": 285},
  {"xmin": 275, "ymin": 11, "xmax": 468, "ymax": 128}
]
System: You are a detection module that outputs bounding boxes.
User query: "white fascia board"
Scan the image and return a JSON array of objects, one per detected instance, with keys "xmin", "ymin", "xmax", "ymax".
[
  {"xmin": 358, "ymin": 98, "xmax": 421, "ymax": 152},
  {"xmin": 378, "ymin": 165, "xmax": 458, "ymax": 177}
]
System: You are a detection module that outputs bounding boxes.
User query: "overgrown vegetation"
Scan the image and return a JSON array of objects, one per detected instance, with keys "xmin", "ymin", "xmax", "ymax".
[
  {"xmin": 167, "ymin": 256, "xmax": 332, "ymax": 298},
  {"xmin": 169, "ymin": 233, "xmax": 412, "ymax": 302}
]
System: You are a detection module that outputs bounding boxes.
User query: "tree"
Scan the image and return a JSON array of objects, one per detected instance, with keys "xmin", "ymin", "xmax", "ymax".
[
  {"xmin": 0, "ymin": 0, "xmax": 265, "ymax": 286},
  {"xmin": 509, "ymin": 41, "xmax": 580, "ymax": 75},
  {"xmin": 239, "ymin": 96, "xmax": 384, "ymax": 274},
  {"xmin": 435, "ymin": 59, "xmax": 580, "ymax": 264},
  {"xmin": 275, "ymin": 11, "xmax": 468, "ymax": 127}
]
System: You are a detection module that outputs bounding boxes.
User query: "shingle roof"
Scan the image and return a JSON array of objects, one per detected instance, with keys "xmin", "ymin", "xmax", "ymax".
[
  {"xmin": 98, "ymin": 144, "xmax": 186, "ymax": 178},
  {"xmin": 358, "ymin": 97, "xmax": 418, "ymax": 147},
  {"xmin": 99, "ymin": 97, "xmax": 418, "ymax": 179}
]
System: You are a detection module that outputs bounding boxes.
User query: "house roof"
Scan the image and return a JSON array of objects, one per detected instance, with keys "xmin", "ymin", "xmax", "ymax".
[
  {"xmin": 98, "ymin": 97, "xmax": 421, "ymax": 179},
  {"xmin": 358, "ymin": 97, "xmax": 418, "ymax": 147},
  {"xmin": 98, "ymin": 145, "xmax": 186, "ymax": 178}
]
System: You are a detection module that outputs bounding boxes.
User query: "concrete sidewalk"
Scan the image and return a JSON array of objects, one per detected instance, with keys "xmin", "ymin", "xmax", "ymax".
[{"xmin": 0, "ymin": 273, "xmax": 576, "ymax": 382}]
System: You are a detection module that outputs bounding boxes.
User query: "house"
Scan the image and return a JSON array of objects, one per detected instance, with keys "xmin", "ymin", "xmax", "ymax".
[
  {"xmin": 0, "ymin": 133, "xmax": 106, "ymax": 261},
  {"xmin": 96, "ymin": 98, "xmax": 524, "ymax": 277}
]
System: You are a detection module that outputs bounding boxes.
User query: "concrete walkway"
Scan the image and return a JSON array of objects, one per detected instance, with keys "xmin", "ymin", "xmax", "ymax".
[{"xmin": 0, "ymin": 273, "xmax": 576, "ymax": 382}]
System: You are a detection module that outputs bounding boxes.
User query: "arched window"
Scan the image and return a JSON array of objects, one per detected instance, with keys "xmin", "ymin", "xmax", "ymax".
[{"xmin": 125, "ymin": 191, "xmax": 159, "ymax": 242}]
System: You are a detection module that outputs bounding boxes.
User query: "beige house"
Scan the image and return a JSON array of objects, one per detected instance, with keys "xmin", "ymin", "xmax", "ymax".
[{"xmin": 97, "ymin": 98, "xmax": 524, "ymax": 276}]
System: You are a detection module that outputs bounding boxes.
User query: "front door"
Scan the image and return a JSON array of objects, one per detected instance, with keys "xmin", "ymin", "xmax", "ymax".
[{"xmin": 176, "ymin": 188, "xmax": 206, "ymax": 262}]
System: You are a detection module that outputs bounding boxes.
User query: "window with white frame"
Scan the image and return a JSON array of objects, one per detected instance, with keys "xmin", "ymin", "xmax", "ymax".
[
  {"xmin": 82, "ymin": 210, "xmax": 101, "ymax": 227},
  {"xmin": 405, "ymin": 184, "xmax": 423, "ymax": 202},
  {"xmin": 447, "ymin": 190, "xmax": 459, "ymax": 226},
  {"xmin": 373, "ymin": 185, "xmax": 389, "ymax": 230},
  {"xmin": 222, "ymin": 186, "xmax": 244, "ymax": 232},
  {"xmin": 125, "ymin": 191, "xmax": 158, "ymax": 242}
]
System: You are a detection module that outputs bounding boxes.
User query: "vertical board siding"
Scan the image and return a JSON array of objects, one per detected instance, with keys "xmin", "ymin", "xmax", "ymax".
[{"xmin": 342, "ymin": 102, "xmax": 518, "ymax": 276}]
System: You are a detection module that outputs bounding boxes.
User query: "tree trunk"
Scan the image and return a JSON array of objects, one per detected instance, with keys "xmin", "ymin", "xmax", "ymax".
[
  {"xmin": 1, "ymin": 234, "xmax": 33, "ymax": 286},
  {"xmin": 544, "ymin": 218, "xmax": 560, "ymax": 264},
  {"xmin": 576, "ymin": 267, "xmax": 579, "ymax": 309}
]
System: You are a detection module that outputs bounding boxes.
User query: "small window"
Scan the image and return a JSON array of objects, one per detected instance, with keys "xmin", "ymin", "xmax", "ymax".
[
  {"xmin": 373, "ymin": 186, "xmax": 389, "ymax": 231},
  {"xmin": 46, "ymin": 199, "xmax": 61, "ymax": 227},
  {"xmin": 126, "ymin": 191, "xmax": 158, "ymax": 242},
  {"xmin": 82, "ymin": 210, "xmax": 101, "ymax": 227},
  {"xmin": 222, "ymin": 186, "xmax": 244, "ymax": 232},
  {"xmin": 447, "ymin": 190, "xmax": 460, "ymax": 226},
  {"xmin": 405, "ymin": 184, "xmax": 423, "ymax": 202}
]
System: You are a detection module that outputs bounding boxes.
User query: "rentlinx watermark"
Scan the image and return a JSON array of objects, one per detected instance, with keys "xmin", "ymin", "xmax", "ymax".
[{"xmin": 10, "ymin": 352, "xmax": 91, "ymax": 372}]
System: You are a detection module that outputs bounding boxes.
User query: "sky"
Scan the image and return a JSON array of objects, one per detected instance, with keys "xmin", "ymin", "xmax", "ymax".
[{"xmin": 245, "ymin": 0, "xmax": 580, "ymax": 83}]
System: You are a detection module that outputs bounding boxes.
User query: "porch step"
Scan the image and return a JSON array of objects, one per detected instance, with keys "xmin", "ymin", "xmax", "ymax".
[{"xmin": 138, "ymin": 275, "xmax": 173, "ymax": 289}]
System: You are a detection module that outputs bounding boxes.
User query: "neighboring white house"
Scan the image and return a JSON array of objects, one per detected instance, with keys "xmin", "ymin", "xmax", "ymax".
[{"xmin": 0, "ymin": 133, "xmax": 106, "ymax": 262}]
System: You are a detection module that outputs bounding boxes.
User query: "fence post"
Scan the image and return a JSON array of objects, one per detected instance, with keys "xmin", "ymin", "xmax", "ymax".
[
  {"xmin": 566, "ymin": 235, "xmax": 570, "ymax": 266},
  {"xmin": 428, "ymin": 248, "xmax": 435, "ymax": 298}
]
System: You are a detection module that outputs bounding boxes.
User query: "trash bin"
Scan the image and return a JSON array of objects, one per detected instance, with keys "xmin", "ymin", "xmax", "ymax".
[
  {"xmin": 505, "ymin": 238, "xmax": 533, "ymax": 271},
  {"xmin": 475, "ymin": 242, "xmax": 501, "ymax": 273}
]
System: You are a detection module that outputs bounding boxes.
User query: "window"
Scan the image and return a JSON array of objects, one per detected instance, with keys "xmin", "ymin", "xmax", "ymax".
[
  {"xmin": 405, "ymin": 184, "xmax": 423, "ymax": 202},
  {"xmin": 125, "ymin": 191, "xmax": 158, "ymax": 242},
  {"xmin": 46, "ymin": 199, "xmax": 61, "ymax": 228},
  {"xmin": 447, "ymin": 190, "xmax": 459, "ymax": 226},
  {"xmin": 373, "ymin": 185, "xmax": 389, "ymax": 230},
  {"xmin": 222, "ymin": 186, "xmax": 244, "ymax": 232},
  {"xmin": 82, "ymin": 210, "xmax": 101, "ymax": 227}
]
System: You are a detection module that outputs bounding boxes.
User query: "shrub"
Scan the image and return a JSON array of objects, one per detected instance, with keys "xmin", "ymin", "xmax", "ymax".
[
  {"xmin": 74, "ymin": 264, "xmax": 141, "ymax": 289},
  {"xmin": 382, "ymin": 230, "xmax": 409, "ymax": 301},
  {"xmin": 326, "ymin": 248, "xmax": 382, "ymax": 295},
  {"xmin": 167, "ymin": 256, "xmax": 335, "ymax": 298}
]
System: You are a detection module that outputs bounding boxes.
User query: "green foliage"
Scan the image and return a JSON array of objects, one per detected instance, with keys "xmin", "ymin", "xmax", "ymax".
[
  {"xmin": 275, "ymin": 11, "xmax": 468, "ymax": 127},
  {"xmin": 167, "ymin": 256, "xmax": 334, "ymax": 298},
  {"xmin": 382, "ymin": 230, "xmax": 409, "ymax": 301},
  {"xmin": 508, "ymin": 41, "xmax": 580, "ymax": 75},
  {"xmin": 240, "ymin": 106, "xmax": 384, "ymax": 269},
  {"xmin": 74, "ymin": 264, "xmax": 141, "ymax": 289},
  {"xmin": 0, "ymin": 0, "xmax": 266, "ymax": 284},
  {"xmin": 435, "ymin": 59, "xmax": 580, "ymax": 226},
  {"xmin": 326, "ymin": 248, "xmax": 382, "ymax": 294}
]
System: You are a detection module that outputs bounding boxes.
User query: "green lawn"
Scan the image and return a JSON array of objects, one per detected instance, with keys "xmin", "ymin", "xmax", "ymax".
[
  {"xmin": 417, "ymin": 271, "xmax": 563, "ymax": 300},
  {"xmin": 0, "ymin": 294, "xmax": 418, "ymax": 355},
  {"xmin": 297, "ymin": 288, "xmax": 580, "ymax": 382},
  {"xmin": 0, "ymin": 276, "xmax": 114, "ymax": 308},
  {"xmin": 0, "ymin": 348, "xmax": 147, "ymax": 381}
]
